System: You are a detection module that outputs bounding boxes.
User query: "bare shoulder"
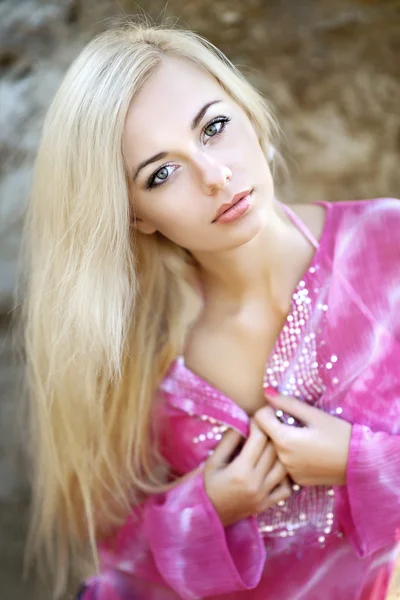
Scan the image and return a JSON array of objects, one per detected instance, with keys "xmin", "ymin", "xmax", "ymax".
[{"xmin": 290, "ymin": 202, "xmax": 328, "ymax": 244}]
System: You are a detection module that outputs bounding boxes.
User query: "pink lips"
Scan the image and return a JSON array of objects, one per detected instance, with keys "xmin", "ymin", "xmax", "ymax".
[{"xmin": 213, "ymin": 190, "xmax": 253, "ymax": 224}]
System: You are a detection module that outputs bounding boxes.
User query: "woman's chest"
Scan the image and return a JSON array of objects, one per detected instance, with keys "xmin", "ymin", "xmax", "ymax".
[
  {"xmin": 156, "ymin": 330, "xmax": 399, "ymax": 553},
  {"xmin": 182, "ymin": 309, "xmax": 287, "ymax": 416},
  {"xmin": 156, "ymin": 281, "xmax": 400, "ymax": 549},
  {"xmin": 157, "ymin": 274, "xmax": 400, "ymax": 472},
  {"xmin": 156, "ymin": 280, "xmax": 332, "ymax": 473}
]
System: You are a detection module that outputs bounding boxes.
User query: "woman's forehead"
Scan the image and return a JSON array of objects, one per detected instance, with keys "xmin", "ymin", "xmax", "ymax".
[{"xmin": 123, "ymin": 57, "xmax": 228, "ymax": 152}]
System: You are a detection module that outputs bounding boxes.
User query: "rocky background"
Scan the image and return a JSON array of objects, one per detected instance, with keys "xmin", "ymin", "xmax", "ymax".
[{"xmin": 1, "ymin": 0, "xmax": 400, "ymax": 598}]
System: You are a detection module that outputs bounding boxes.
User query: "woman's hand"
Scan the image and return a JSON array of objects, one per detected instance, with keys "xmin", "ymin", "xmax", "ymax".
[
  {"xmin": 254, "ymin": 390, "xmax": 352, "ymax": 487},
  {"xmin": 204, "ymin": 422, "xmax": 291, "ymax": 527}
]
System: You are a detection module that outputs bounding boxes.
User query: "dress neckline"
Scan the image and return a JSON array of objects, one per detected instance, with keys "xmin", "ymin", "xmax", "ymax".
[{"xmin": 171, "ymin": 200, "xmax": 332, "ymax": 418}]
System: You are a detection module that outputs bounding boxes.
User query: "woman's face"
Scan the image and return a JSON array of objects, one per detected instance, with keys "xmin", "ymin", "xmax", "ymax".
[{"xmin": 123, "ymin": 56, "xmax": 274, "ymax": 253}]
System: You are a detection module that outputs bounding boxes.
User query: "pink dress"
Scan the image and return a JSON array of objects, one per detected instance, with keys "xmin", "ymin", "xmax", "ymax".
[{"xmin": 79, "ymin": 198, "xmax": 400, "ymax": 600}]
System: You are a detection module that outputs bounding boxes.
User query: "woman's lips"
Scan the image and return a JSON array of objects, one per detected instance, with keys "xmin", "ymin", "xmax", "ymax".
[{"xmin": 214, "ymin": 191, "xmax": 253, "ymax": 224}]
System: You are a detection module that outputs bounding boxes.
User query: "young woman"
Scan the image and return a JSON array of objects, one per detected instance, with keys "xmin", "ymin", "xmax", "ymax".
[{"xmin": 22, "ymin": 20, "xmax": 400, "ymax": 600}]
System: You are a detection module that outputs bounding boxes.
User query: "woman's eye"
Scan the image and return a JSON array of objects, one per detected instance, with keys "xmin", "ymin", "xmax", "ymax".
[
  {"xmin": 204, "ymin": 122, "xmax": 221, "ymax": 137},
  {"xmin": 203, "ymin": 117, "xmax": 231, "ymax": 142},
  {"xmin": 147, "ymin": 164, "xmax": 176, "ymax": 189}
]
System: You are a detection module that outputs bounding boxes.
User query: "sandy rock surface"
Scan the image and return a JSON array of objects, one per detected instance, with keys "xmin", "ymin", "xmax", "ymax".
[{"xmin": 0, "ymin": 1, "xmax": 399, "ymax": 597}]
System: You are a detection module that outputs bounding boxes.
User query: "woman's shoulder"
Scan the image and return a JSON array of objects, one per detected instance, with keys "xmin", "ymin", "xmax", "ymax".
[
  {"xmin": 319, "ymin": 197, "xmax": 400, "ymax": 232},
  {"xmin": 294, "ymin": 197, "xmax": 400, "ymax": 260},
  {"xmin": 319, "ymin": 198, "xmax": 400, "ymax": 337},
  {"xmin": 287, "ymin": 197, "xmax": 400, "ymax": 246},
  {"xmin": 290, "ymin": 201, "xmax": 327, "ymax": 245},
  {"xmin": 326, "ymin": 197, "xmax": 400, "ymax": 253}
]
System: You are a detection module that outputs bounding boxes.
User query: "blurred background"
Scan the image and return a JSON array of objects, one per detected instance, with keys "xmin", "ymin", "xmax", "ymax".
[{"xmin": 1, "ymin": 0, "xmax": 400, "ymax": 598}]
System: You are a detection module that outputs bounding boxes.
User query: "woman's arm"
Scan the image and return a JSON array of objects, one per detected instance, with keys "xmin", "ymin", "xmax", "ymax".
[
  {"xmin": 79, "ymin": 470, "xmax": 265, "ymax": 600},
  {"xmin": 255, "ymin": 391, "xmax": 400, "ymax": 557},
  {"xmin": 78, "ymin": 424, "xmax": 291, "ymax": 600},
  {"xmin": 344, "ymin": 424, "xmax": 400, "ymax": 556}
]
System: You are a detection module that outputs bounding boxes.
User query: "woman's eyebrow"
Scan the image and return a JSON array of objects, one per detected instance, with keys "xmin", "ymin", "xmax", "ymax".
[
  {"xmin": 133, "ymin": 151, "xmax": 167, "ymax": 181},
  {"xmin": 190, "ymin": 99, "xmax": 222, "ymax": 130},
  {"xmin": 132, "ymin": 99, "xmax": 222, "ymax": 181}
]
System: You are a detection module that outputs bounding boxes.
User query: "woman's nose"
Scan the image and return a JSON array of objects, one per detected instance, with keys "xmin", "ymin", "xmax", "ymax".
[{"xmin": 195, "ymin": 153, "xmax": 232, "ymax": 195}]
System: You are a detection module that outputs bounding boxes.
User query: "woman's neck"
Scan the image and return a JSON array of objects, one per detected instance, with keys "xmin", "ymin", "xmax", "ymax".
[{"xmin": 192, "ymin": 202, "xmax": 310, "ymax": 315}]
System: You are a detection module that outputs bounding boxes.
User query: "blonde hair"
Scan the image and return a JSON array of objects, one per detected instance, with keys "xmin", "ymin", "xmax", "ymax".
[{"xmin": 21, "ymin": 17, "xmax": 279, "ymax": 596}]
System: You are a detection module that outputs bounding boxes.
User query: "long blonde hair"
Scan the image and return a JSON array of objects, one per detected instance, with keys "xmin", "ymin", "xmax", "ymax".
[{"xmin": 21, "ymin": 17, "xmax": 279, "ymax": 596}]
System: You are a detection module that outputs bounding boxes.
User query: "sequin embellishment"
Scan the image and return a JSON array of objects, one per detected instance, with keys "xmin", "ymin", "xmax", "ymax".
[{"xmin": 258, "ymin": 266, "xmax": 339, "ymax": 544}]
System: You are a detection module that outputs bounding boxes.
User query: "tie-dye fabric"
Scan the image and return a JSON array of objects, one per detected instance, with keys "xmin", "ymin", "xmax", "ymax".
[{"xmin": 79, "ymin": 198, "xmax": 400, "ymax": 600}]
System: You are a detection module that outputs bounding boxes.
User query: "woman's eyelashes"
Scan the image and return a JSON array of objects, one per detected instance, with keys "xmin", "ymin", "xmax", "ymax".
[
  {"xmin": 145, "ymin": 115, "xmax": 232, "ymax": 190},
  {"xmin": 146, "ymin": 164, "xmax": 177, "ymax": 189},
  {"xmin": 202, "ymin": 115, "xmax": 231, "ymax": 144}
]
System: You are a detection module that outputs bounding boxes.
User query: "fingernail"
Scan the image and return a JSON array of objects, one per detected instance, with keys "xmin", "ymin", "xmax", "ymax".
[{"xmin": 264, "ymin": 386, "xmax": 278, "ymax": 398}]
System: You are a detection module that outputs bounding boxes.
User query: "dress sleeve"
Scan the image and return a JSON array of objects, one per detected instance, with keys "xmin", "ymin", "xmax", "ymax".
[
  {"xmin": 344, "ymin": 423, "xmax": 400, "ymax": 556},
  {"xmin": 79, "ymin": 470, "xmax": 265, "ymax": 600},
  {"xmin": 329, "ymin": 198, "xmax": 400, "ymax": 556}
]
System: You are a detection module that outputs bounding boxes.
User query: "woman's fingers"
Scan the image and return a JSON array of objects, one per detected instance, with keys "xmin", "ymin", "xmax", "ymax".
[
  {"xmin": 254, "ymin": 441, "xmax": 276, "ymax": 477},
  {"xmin": 207, "ymin": 428, "xmax": 243, "ymax": 468},
  {"xmin": 263, "ymin": 392, "xmax": 320, "ymax": 427},
  {"xmin": 254, "ymin": 405, "xmax": 284, "ymax": 441},
  {"xmin": 237, "ymin": 421, "xmax": 267, "ymax": 468},
  {"xmin": 262, "ymin": 459, "xmax": 287, "ymax": 494},
  {"xmin": 261, "ymin": 477, "xmax": 292, "ymax": 511}
]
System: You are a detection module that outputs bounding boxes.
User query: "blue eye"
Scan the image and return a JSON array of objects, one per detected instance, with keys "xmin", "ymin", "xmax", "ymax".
[
  {"xmin": 203, "ymin": 116, "xmax": 231, "ymax": 142},
  {"xmin": 147, "ymin": 164, "xmax": 176, "ymax": 189}
]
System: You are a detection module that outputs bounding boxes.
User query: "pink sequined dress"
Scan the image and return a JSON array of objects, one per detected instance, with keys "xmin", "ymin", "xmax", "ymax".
[{"xmin": 79, "ymin": 198, "xmax": 400, "ymax": 600}]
